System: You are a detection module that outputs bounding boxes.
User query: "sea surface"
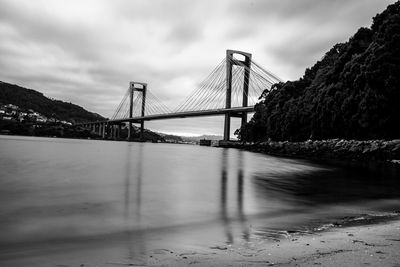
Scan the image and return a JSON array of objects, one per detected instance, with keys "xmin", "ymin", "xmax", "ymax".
[{"xmin": 0, "ymin": 135, "xmax": 399, "ymax": 265}]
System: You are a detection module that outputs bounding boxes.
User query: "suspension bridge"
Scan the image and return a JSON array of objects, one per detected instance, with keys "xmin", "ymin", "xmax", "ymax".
[{"xmin": 79, "ymin": 50, "xmax": 282, "ymax": 141}]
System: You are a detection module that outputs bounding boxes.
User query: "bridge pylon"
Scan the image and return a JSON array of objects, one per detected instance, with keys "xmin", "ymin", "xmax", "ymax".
[
  {"xmin": 128, "ymin": 82, "xmax": 147, "ymax": 141},
  {"xmin": 224, "ymin": 50, "xmax": 252, "ymax": 141}
]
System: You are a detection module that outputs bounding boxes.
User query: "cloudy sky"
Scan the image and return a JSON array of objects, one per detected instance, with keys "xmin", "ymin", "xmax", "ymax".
[{"xmin": 0, "ymin": 0, "xmax": 394, "ymax": 136}]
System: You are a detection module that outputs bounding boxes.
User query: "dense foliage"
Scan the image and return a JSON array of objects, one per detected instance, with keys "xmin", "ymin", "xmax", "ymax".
[
  {"xmin": 0, "ymin": 120, "xmax": 99, "ymax": 138},
  {"xmin": 0, "ymin": 81, "xmax": 104, "ymax": 123},
  {"xmin": 236, "ymin": 1, "xmax": 400, "ymax": 142}
]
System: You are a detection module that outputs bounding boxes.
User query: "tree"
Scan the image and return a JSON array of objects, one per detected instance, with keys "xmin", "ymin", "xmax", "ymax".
[{"xmin": 236, "ymin": 1, "xmax": 400, "ymax": 142}]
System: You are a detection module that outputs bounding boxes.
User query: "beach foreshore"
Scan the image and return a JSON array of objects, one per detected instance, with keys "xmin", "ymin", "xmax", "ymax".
[
  {"xmin": 1, "ymin": 216, "xmax": 399, "ymax": 266},
  {"xmin": 148, "ymin": 217, "xmax": 400, "ymax": 266}
]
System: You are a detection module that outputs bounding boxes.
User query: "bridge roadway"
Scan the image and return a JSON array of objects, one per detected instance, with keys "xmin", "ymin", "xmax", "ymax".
[{"xmin": 105, "ymin": 106, "xmax": 255, "ymax": 124}]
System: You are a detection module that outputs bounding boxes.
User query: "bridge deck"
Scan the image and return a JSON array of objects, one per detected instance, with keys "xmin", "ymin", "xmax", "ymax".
[{"xmin": 83, "ymin": 106, "xmax": 255, "ymax": 125}]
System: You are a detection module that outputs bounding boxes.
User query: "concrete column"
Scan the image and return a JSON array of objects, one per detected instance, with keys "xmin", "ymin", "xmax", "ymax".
[
  {"xmin": 224, "ymin": 50, "xmax": 252, "ymax": 141},
  {"xmin": 140, "ymin": 121, "xmax": 144, "ymax": 141},
  {"xmin": 102, "ymin": 123, "xmax": 106, "ymax": 138},
  {"xmin": 128, "ymin": 81, "xmax": 147, "ymax": 141},
  {"xmin": 241, "ymin": 53, "xmax": 252, "ymax": 127},
  {"xmin": 128, "ymin": 85, "xmax": 134, "ymax": 141},
  {"xmin": 224, "ymin": 50, "xmax": 233, "ymax": 141},
  {"xmin": 140, "ymin": 84, "xmax": 147, "ymax": 141}
]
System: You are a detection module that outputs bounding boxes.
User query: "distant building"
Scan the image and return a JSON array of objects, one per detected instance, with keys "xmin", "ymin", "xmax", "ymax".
[
  {"xmin": 5, "ymin": 104, "xmax": 18, "ymax": 110},
  {"xmin": 18, "ymin": 112, "xmax": 28, "ymax": 122},
  {"xmin": 28, "ymin": 112, "xmax": 39, "ymax": 118},
  {"xmin": 4, "ymin": 104, "xmax": 19, "ymax": 115},
  {"xmin": 47, "ymin": 117, "xmax": 57, "ymax": 123},
  {"xmin": 36, "ymin": 116, "xmax": 47, "ymax": 123},
  {"xmin": 61, "ymin": 120, "xmax": 72, "ymax": 125}
]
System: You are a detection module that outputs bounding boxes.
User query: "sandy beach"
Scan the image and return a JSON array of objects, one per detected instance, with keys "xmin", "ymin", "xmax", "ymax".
[
  {"xmin": 1, "ymin": 216, "xmax": 399, "ymax": 266},
  {"xmin": 142, "ymin": 217, "xmax": 400, "ymax": 267}
]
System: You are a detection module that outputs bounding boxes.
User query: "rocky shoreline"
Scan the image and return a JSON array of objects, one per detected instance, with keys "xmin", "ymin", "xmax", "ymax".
[{"xmin": 218, "ymin": 139, "xmax": 400, "ymax": 163}]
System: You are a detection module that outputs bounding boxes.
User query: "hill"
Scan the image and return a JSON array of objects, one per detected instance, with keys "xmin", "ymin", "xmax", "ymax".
[
  {"xmin": 0, "ymin": 81, "xmax": 104, "ymax": 123},
  {"xmin": 0, "ymin": 81, "xmax": 168, "ymax": 141},
  {"xmin": 236, "ymin": 1, "xmax": 400, "ymax": 142}
]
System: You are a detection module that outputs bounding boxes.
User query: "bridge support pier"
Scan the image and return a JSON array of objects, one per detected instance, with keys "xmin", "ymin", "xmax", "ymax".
[
  {"xmin": 127, "ymin": 123, "xmax": 132, "ymax": 141},
  {"xmin": 140, "ymin": 120, "xmax": 144, "ymax": 141},
  {"xmin": 102, "ymin": 123, "xmax": 106, "ymax": 138},
  {"xmin": 224, "ymin": 50, "xmax": 252, "ymax": 141},
  {"xmin": 223, "ymin": 114, "xmax": 231, "ymax": 142},
  {"xmin": 128, "ymin": 85, "xmax": 133, "ymax": 141},
  {"xmin": 112, "ymin": 124, "xmax": 120, "ymax": 140}
]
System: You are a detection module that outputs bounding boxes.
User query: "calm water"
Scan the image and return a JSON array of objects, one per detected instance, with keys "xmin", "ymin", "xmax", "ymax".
[{"xmin": 0, "ymin": 135, "xmax": 399, "ymax": 264}]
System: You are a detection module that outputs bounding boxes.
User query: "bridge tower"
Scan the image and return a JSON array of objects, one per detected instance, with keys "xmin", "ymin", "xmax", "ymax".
[
  {"xmin": 128, "ymin": 82, "xmax": 147, "ymax": 141},
  {"xmin": 224, "ymin": 50, "xmax": 252, "ymax": 141}
]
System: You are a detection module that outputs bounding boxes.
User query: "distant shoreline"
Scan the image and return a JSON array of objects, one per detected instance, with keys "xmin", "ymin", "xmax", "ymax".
[
  {"xmin": 218, "ymin": 139, "xmax": 400, "ymax": 164},
  {"xmin": 2, "ymin": 133, "xmax": 400, "ymax": 164}
]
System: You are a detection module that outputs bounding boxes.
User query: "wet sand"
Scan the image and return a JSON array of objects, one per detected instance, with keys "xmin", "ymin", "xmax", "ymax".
[
  {"xmin": 1, "ymin": 217, "xmax": 399, "ymax": 266},
  {"xmin": 147, "ymin": 218, "xmax": 400, "ymax": 267}
]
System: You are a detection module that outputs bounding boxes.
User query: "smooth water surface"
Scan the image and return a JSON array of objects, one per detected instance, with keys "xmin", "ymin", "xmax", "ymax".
[{"xmin": 0, "ymin": 135, "xmax": 399, "ymax": 264}]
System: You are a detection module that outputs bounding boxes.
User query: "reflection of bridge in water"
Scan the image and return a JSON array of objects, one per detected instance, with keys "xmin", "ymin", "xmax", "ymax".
[
  {"xmin": 79, "ymin": 50, "xmax": 282, "ymax": 141},
  {"xmin": 220, "ymin": 148, "xmax": 249, "ymax": 244},
  {"xmin": 122, "ymin": 146, "xmax": 250, "ymax": 252}
]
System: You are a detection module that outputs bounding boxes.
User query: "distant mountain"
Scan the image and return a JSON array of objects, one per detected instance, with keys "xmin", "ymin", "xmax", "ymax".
[
  {"xmin": 180, "ymin": 134, "xmax": 224, "ymax": 143},
  {"xmin": 0, "ymin": 81, "xmax": 104, "ymax": 123},
  {"xmin": 157, "ymin": 133, "xmax": 184, "ymax": 142},
  {"xmin": 156, "ymin": 133, "xmax": 229, "ymax": 143}
]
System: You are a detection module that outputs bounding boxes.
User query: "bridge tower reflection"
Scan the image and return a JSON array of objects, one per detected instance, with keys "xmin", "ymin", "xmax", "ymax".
[
  {"xmin": 220, "ymin": 148, "xmax": 249, "ymax": 244},
  {"xmin": 123, "ymin": 143, "xmax": 145, "ymax": 261}
]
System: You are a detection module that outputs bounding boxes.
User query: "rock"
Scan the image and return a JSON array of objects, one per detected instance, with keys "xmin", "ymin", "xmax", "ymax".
[
  {"xmin": 391, "ymin": 139, "xmax": 400, "ymax": 145},
  {"xmin": 362, "ymin": 147, "xmax": 370, "ymax": 154},
  {"xmin": 349, "ymin": 144, "xmax": 360, "ymax": 152},
  {"xmin": 335, "ymin": 139, "xmax": 345, "ymax": 147},
  {"xmin": 368, "ymin": 143, "xmax": 379, "ymax": 153},
  {"xmin": 229, "ymin": 139, "xmax": 399, "ymax": 162},
  {"xmin": 392, "ymin": 143, "xmax": 400, "ymax": 153}
]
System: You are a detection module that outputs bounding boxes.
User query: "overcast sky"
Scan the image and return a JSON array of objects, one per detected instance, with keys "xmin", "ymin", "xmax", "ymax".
[{"xmin": 0, "ymin": 0, "xmax": 394, "ymax": 136}]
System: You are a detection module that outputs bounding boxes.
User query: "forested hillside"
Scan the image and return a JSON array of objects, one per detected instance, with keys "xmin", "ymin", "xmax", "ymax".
[
  {"xmin": 236, "ymin": 1, "xmax": 400, "ymax": 142},
  {"xmin": 0, "ymin": 81, "xmax": 104, "ymax": 123}
]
